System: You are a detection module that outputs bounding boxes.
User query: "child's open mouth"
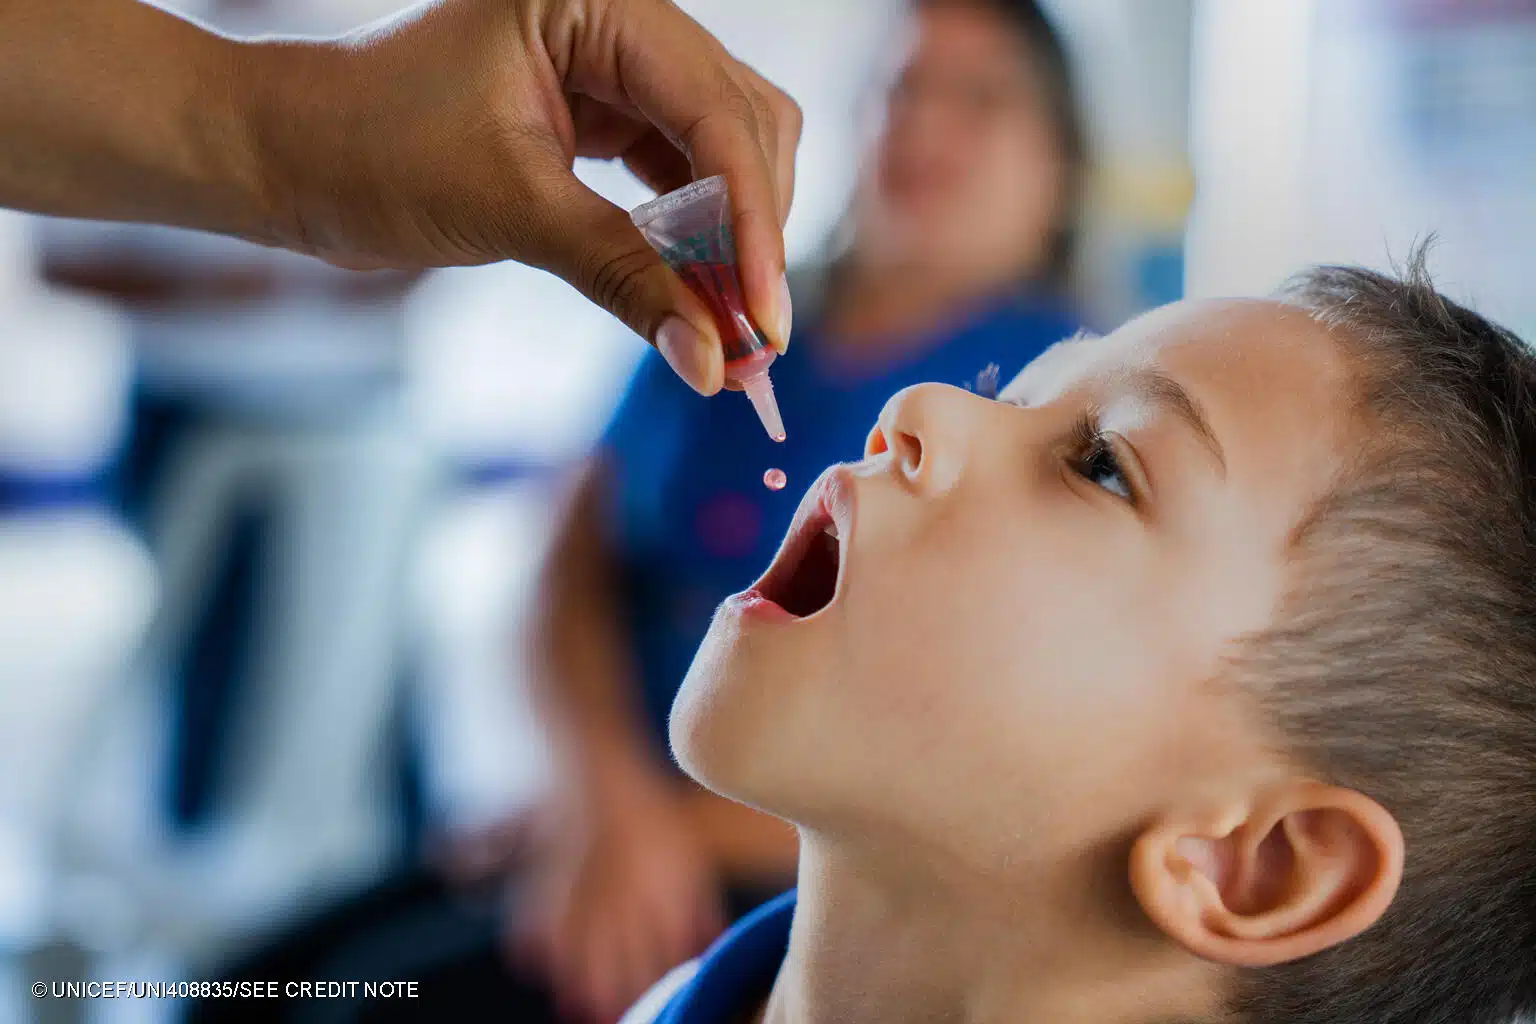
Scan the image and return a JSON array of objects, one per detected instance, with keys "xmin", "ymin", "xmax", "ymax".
[{"xmin": 742, "ymin": 469, "xmax": 851, "ymax": 621}]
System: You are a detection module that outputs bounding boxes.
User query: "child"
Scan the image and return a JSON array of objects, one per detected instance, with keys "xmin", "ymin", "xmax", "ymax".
[{"xmin": 623, "ymin": 251, "xmax": 1536, "ymax": 1024}]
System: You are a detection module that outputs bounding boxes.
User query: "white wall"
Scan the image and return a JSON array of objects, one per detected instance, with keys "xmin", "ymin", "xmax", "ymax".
[
  {"xmin": 1188, "ymin": 0, "xmax": 1536, "ymax": 339},
  {"xmin": 1185, "ymin": 0, "xmax": 1316, "ymax": 298},
  {"xmin": 1046, "ymin": 0, "xmax": 1194, "ymax": 321}
]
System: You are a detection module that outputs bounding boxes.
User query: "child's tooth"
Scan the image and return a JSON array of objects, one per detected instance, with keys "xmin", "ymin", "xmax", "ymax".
[{"xmin": 823, "ymin": 521, "xmax": 840, "ymax": 540}]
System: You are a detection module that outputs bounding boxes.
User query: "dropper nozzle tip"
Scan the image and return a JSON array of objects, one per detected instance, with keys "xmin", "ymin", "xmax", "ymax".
[{"xmin": 742, "ymin": 374, "xmax": 786, "ymax": 442}]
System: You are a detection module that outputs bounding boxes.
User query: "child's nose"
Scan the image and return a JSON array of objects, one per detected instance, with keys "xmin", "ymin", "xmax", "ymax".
[{"xmin": 864, "ymin": 383, "xmax": 977, "ymax": 494}]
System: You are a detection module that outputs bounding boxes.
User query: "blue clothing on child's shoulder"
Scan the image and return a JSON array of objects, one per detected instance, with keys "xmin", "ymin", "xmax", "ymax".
[
  {"xmin": 622, "ymin": 890, "xmax": 797, "ymax": 1024},
  {"xmin": 598, "ymin": 293, "xmax": 1083, "ymax": 754}
]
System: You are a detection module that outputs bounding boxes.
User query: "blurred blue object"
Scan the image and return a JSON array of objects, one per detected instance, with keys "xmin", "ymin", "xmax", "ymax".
[
  {"xmin": 1136, "ymin": 239, "xmax": 1185, "ymax": 308},
  {"xmin": 0, "ymin": 468, "xmax": 105, "ymax": 512}
]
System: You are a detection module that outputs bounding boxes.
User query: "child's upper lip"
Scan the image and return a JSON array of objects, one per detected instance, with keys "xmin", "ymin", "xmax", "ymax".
[
  {"xmin": 815, "ymin": 464, "xmax": 856, "ymax": 541},
  {"xmin": 784, "ymin": 465, "xmax": 855, "ymax": 554}
]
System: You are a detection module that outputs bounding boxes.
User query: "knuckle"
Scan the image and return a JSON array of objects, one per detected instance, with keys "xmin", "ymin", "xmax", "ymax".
[
  {"xmin": 585, "ymin": 245, "xmax": 658, "ymax": 332},
  {"xmin": 750, "ymin": 95, "xmax": 777, "ymax": 140},
  {"xmin": 677, "ymin": 73, "xmax": 762, "ymax": 156},
  {"xmin": 783, "ymin": 95, "xmax": 804, "ymax": 135},
  {"xmin": 773, "ymin": 91, "xmax": 804, "ymax": 134},
  {"xmin": 718, "ymin": 78, "xmax": 761, "ymax": 134}
]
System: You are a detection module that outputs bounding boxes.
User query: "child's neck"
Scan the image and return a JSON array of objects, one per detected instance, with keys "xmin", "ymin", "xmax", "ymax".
[{"xmin": 752, "ymin": 832, "xmax": 1218, "ymax": 1024}]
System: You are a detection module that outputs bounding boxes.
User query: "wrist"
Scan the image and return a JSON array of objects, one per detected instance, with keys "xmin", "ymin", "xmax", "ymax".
[
  {"xmin": 225, "ymin": 37, "xmax": 351, "ymax": 257},
  {"xmin": 195, "ymin": 35, "xmax": 305, "ymax": 250}
]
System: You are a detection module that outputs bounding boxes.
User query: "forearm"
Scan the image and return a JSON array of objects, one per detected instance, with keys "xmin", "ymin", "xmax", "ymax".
[
  {"xmin": 529, "ymin": 464, "xmax": 659, "ymax": 787},
  {"xmin": 0, "ymin": 0, "xmax": 281, "ymax": 243}
]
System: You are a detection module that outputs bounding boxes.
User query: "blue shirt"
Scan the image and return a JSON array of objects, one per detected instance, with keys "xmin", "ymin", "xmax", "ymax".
[
  {"xmin": 652, "ymin": 890, "xmax": 798, "ymax": 1023},
  {"xmin": 599, "ymin": 293, "xmax": 1082, "ymax": 753}
]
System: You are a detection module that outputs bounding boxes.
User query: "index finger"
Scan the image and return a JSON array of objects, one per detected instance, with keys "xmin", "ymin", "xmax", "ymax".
[{"xmin": 597, "ymin": 0, "xmax": 797, "ymax": 352}]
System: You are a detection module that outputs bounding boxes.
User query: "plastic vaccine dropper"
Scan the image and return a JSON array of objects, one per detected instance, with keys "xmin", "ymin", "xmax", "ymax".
[{"xmin": 631, "ymin": 177, "xmax": 787, "ymax": 442}]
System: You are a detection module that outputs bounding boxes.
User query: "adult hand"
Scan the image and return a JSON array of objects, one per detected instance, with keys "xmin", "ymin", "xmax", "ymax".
[
  {"xmin": 508, "ymin": 766, "xmax": 725, "ymax": 1022},
  {"xmin": 6, "ymin": 1, "xmax": 797, "ymax": 390},
  {"xmin": 249, "ymin": 0, "xmax": 800, "ymax": 394}
]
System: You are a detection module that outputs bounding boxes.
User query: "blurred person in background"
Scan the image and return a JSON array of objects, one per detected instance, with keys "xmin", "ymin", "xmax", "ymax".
[
  {"xmin": 38, "ymin": 0, "xmax": 433, "ymax": 967},
  {"xmin": 200, "ymin": 1, "xmax": 1091, "ymax": 1021}
]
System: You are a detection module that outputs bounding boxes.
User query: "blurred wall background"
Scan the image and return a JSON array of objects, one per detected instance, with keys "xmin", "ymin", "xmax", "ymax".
[
  {"xmin": 0, "ymin": 0, "xmax": 1532, "ymax": 1020},
  {"xmin": 1187, "ymin": 0, "xmax": 1536, "ymax": 339}
]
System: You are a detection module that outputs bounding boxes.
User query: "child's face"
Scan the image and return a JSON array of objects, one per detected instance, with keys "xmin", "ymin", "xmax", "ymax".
[{"xmin": 673, "ymin": 299, "xmax": 1357, "ymax": 875}]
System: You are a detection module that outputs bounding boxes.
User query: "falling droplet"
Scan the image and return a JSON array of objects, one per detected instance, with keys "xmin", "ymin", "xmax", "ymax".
[{"xmin": 763, "ymin": 468, "xmax": 787, "ymax": 491}]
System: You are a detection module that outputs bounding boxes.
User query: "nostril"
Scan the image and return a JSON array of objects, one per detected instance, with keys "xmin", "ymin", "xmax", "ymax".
[
  {"xmin": 865, "ymin": 426, "xmax": 890, "ymax": 458},
  {"xmin": 895, "ymin": 430, "xmax": 923, "ymax": 478},
  {"xmin": 868, "ymin": 424, "xmax": 925, "ymax": 478}
]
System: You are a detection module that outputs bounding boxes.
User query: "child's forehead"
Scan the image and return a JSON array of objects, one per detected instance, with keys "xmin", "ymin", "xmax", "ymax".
[
  {"xmin": 1006, "ymin": 299, "xmax": 1359, "ymax": 529},
  {"xmin": 1000, "ymin": 331, "xmax": 1122, "ymax": 404},
  {"xmin": 1002, "ymin": 299, "xmax": 1339, "ymax": 407}
]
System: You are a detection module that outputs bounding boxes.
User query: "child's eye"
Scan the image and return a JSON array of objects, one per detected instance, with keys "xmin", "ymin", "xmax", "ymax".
[{"xmin": 1072, "ymin": 433, "xmax": 1133, "ymax": 501}]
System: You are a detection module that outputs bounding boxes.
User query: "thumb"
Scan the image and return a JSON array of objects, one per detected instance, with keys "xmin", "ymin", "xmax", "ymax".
[{"xmin": 523, "ymin": 172, "xmax": 724, "ymax": 396}]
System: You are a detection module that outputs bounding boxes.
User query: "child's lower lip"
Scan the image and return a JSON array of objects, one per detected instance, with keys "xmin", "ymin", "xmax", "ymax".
[{"xmin": 723, "ymin": 588, "xmax": 798, "ymax": 624}]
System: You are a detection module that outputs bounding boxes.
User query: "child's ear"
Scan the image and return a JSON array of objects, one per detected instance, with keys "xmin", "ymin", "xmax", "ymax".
[{"xmin": 1128, "ymin": 781, "xmax": 1404, "ymax": 967}]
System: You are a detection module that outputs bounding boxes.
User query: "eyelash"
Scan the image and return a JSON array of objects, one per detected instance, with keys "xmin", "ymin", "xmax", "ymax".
[
  {"xmin": 1067, "ymin": 414, "xmax": 1134, "ymax": 503},
  {"xmin": 994, "ymin": 392, "xmax": 1137, "ymax": 505}
]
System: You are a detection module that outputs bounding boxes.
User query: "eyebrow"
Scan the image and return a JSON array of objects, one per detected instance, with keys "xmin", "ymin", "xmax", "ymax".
[{"xmin": 1119, "ymin": 367, "xmax": 1227, "ymax": 476}]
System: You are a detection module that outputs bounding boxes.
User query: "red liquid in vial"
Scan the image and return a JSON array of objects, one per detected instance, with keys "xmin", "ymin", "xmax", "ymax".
[
  {"xmin": 672, "ymin": 258, "xmax": 784, "ymax": 441},
  {"xmin": 723, "ymin": 345, "xmax": 777, "ymax": 388},
  {"xmin": 673, "ymin": 261, "xmax": 771, "ymax": 368}
]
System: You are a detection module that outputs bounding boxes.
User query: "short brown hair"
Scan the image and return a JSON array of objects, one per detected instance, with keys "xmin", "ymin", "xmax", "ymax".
[{"xmin": 1224, "ymin": 248, "xmax": 1536, "ymax": 1023}]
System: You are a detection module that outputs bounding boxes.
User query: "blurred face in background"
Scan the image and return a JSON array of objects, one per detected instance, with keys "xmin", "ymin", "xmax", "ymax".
[{"xmin": 852, "ymin": 2, "xmax": 1071, "ymax": 286}]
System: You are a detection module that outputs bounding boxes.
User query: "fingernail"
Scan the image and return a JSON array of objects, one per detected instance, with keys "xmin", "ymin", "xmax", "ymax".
[
  {"xmin": 774, "ymin": 274, "xmax": 793, "ymax": 354},
  {"xmin": 657, "ymin": 316, "xmax": 717, "ymax": 395}
]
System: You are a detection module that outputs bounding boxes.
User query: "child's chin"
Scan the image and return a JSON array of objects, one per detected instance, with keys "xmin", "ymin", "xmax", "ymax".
[
  {"xmin": 669, "ymin": 632, "xmax": 785, "ymax": 799},
  {"xmin": 669, "ymin": 648, "xmax": 748, "ymax": 790}
]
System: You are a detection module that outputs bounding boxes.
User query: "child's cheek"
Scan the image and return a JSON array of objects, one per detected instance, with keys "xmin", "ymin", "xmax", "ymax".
[{"xmin": 1165, "ymin": 516, "xmax": 1287, "ymax": 668}]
